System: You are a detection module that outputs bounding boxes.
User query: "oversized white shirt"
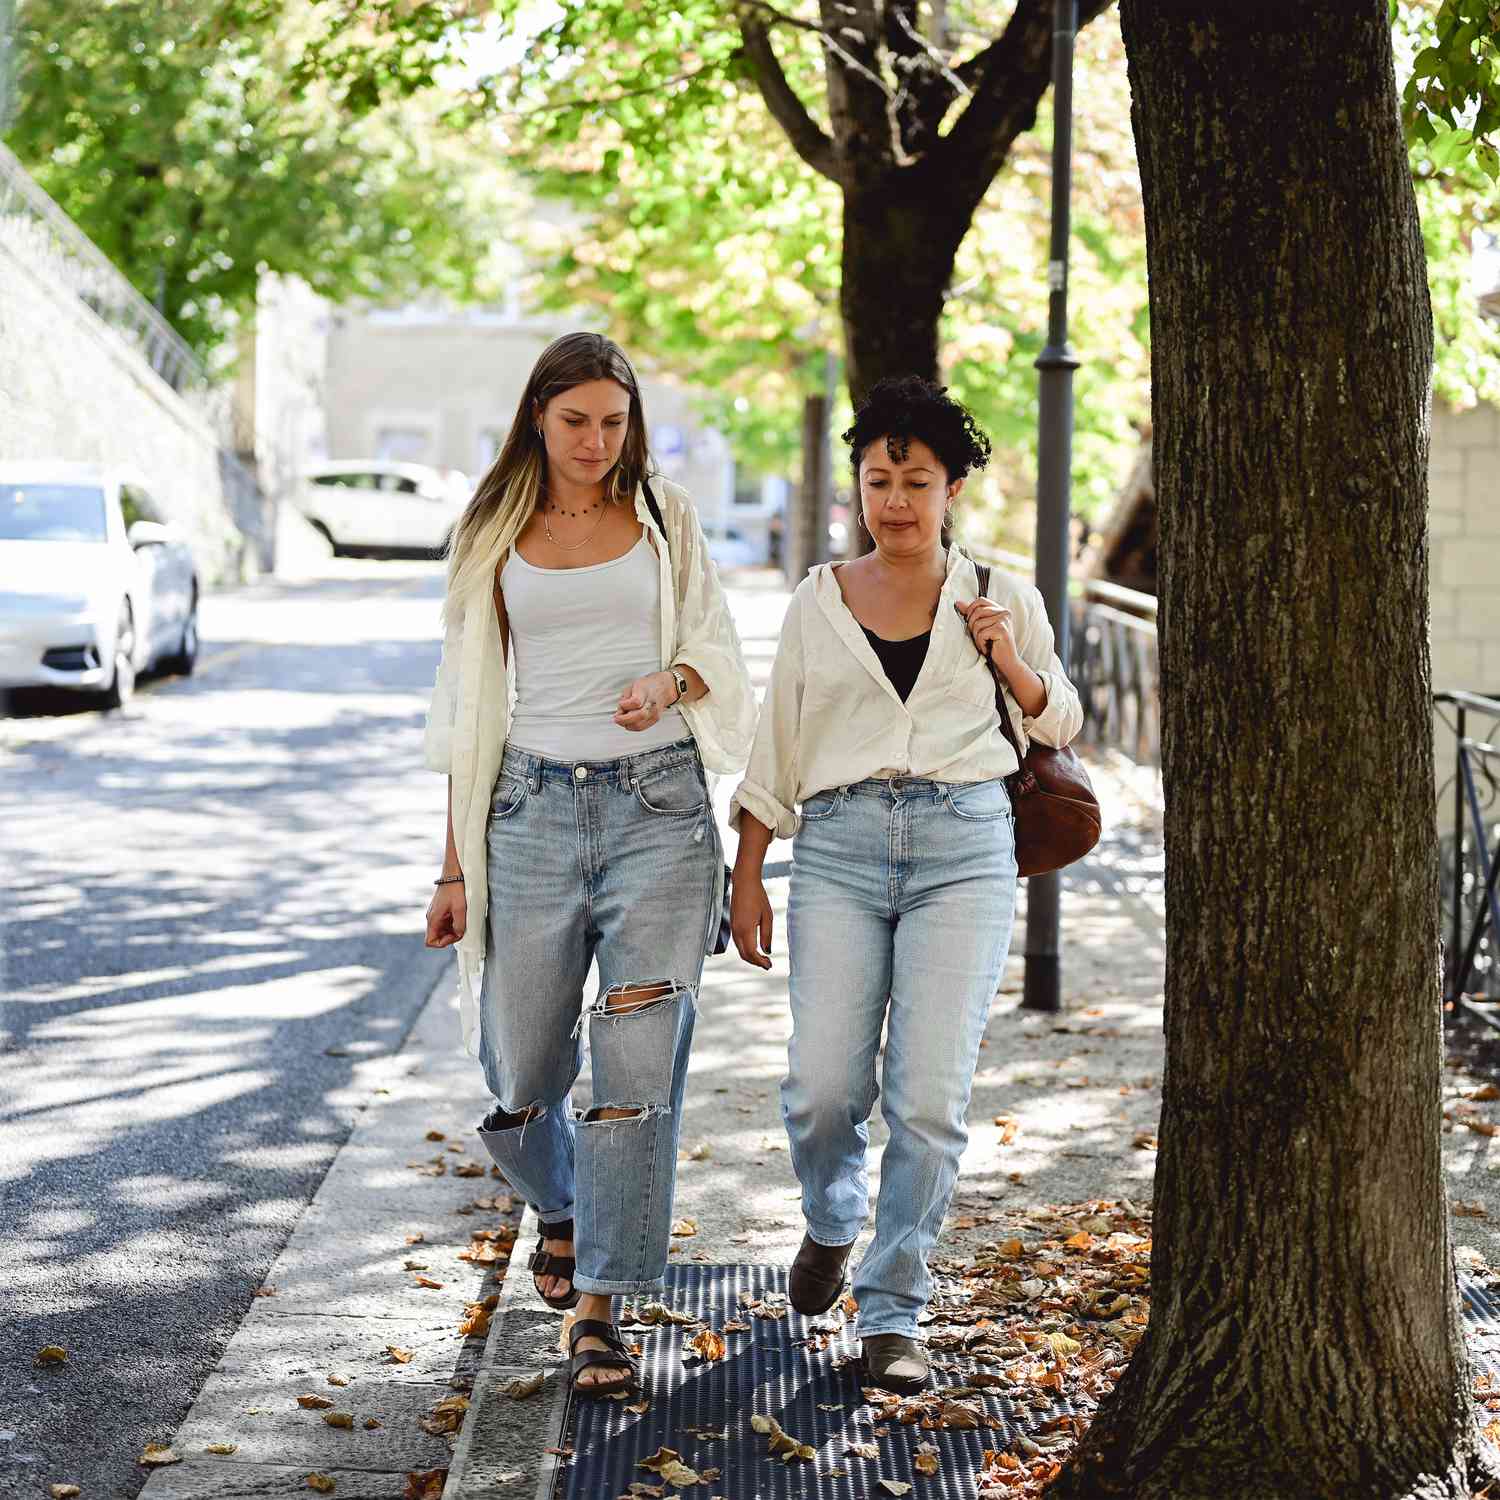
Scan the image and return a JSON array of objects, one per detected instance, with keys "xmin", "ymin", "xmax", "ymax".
[
  {"xmin": 424, "ymin": 478, "xmax": 756, "ymax": 1054},
  {"xmin": 730, "ymin": 548, "xmax": 1083, "ymax": 839}
]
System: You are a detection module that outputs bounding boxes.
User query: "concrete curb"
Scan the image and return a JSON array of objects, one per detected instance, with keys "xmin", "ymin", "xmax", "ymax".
[
  {"xmin": 442, "ymin": 1205, "xmax": 572, "ymax": 1500},
  {"xmin": 135, "ymin": 963, "xmax": 518, "ymax": 1500}
]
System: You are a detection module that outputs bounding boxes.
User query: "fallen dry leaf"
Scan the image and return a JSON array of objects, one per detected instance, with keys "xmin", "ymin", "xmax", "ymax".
[
  {"xmin": 684, "ymin": 1141, "xmax": 712, "ymax": 1161},
  {"xmin": 364, "ymin": 1418, "xmax": 383, "ymax": 1431},
  {"xmin": 670, "ymin": 1218, "xmax": 698, "ymax": 1237},
  {"xmin": 915, "ymin": 1441, "xmax": 940, "ymax": 1476},
  {"xmin": 685, "ymin": 1329, "xmax": 727, "ymax": 1363},
  {"xmin": 1132, "ymin": 1131, "xmax": 1159, "ymax": 1150},
  {"xmin": 425, "ymin": 1130, "xmax": 446, "ymax": 1141},
  {"xmin": 204, "ymin": 1442, "xmax": 238, "ymax": 1455},
  {"xmin": 749, "ymin": 1413, "xmax": 815, "ymax": 1462},
  {"xmin": 51, "ymin": 1486, "xmax": 82, "ymax": 1498},
  {"xmin": 877, "ymin": 1482, "xmax": 912, "ymax": 1497},
  {"xmin": 403, "ymin": 1469, "xmax": 448, "ymax": 1500},
  {"xmin": 635, "ymin": 1302, "xmax": 700, "ymax": 1327},
  {"xmin": 327, "ymin": 1374, "xmax": 349, "ymax": 1387},
  {"xmin": 505, "ymin": 1372, "xmax": 545, "ymax": 1400},
  {"xmin": 307, "ymin": 1476, "xmax": 336, "ymax": 1494},
  {"xmin": 35, "ymin": 1346, "xmax": 67, "ymax": 1366},
  {"xmin": 844, "ymin": 1440, "xmax": 879, "ymax": 1459},
  {"xmin": 1472, "ymin": 1085, "xmax": 1500, "ymax": 1102},
  {"xmin": 1467, "ymin": 1120, "xmax": 1500, "ymax": 1138},
  {"xmin": 403, "ymin": 1260, "xmax": 429, "ymax": 1271},
  {"xmin": 322, "ymin": 1412, "xmax": 354, "ymax": 1429},
  {"xmin": 386, "ymin": 1345, "xmax": 414, "ymax": 1364},
  {"xmin": 297, "ymin": 1394, "xmax": 335, "ymax": 1410},
  {"xmin": 993, "ymin": 1115, "xmax": 1019, "ymax": 1145},
  {"xmin": 419, "ymin": 1394, "xmax": 470, "ymax": 1436},
  {"xmin": 454, "ymin": 1163, "xmax": 487, "ymax": 1178},
  {"xmin": 253, "ymin": 1285, "xmax": 277, "ymax": 1298},
  {"xmin": 459, "ymin": 1296, "xmax": 498, "ymax": 1338},
  {"xmin": 406, "ymin": 1232, "xmax": 426, "ymax": 1245},
  {"xmin": 412, "ymin": 1276, "xmax": 444, "ymax": 1290},
  {"xmin": 139, "ymin": 1443, "xmax": 181, "ymax": 1467}
]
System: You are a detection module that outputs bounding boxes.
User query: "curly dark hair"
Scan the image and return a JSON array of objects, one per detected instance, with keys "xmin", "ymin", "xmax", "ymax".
[{"xmin": 841, "ymin": 374, "xmax": 992, "ymax": 486}]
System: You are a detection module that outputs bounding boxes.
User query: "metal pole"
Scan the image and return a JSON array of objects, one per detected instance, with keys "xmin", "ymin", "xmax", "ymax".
[
  {"xmin": 1450, "ymin": 704, "xmax": 1467, "ymax": 1002},
  {"xmin": 1023, "ymin": 0, "xmax": 1080, "ymax": 1013}
]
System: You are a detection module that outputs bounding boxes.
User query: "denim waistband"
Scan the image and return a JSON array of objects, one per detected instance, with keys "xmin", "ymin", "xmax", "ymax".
[
  {"xmin": 501, "ymin": 736, "xmax": 701, "ymax": 790},
  {"xmin": 838, "ymin": 775, "xmax": 1006, "ymax": 801}
]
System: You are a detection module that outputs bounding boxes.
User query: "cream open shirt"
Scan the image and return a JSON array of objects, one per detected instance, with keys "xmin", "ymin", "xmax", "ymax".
[
  {"xmin": 424, "ymin": 479, "xmax": 756, "ymax": 1055},
  {"xmin": 729, "ymin": 548, "xmax": 1084, "ymax": 839}
]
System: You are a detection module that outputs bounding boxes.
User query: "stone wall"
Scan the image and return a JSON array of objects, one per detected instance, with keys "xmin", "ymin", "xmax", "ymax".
[
  {"xmin": 0, "ymin": 236, "xmax": 270, "ymax": 585},
  {"xmin": 1429, "ymin": 401, "xmax": 1500, "ymax": 697}
]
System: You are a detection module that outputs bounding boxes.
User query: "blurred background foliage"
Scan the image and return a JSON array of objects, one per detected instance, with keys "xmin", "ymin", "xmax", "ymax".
[{"xmin": 4, "ymin": 0, "xmax": 1495, "ymax": 540}]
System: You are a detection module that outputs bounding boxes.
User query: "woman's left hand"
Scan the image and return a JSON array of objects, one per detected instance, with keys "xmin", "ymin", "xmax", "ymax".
[
  {"xmin": 955, "ymin": 597, "xmax": 1020, "ymax": 672},
  {"xmin": 615, "ymin": 670, "xmax": 679, "ymax": 731}
]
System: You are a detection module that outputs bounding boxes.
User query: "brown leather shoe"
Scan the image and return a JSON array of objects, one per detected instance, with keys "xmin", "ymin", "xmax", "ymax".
[
  {"xmin": 862, "ymin": 1333, "xmax": 930, "ymax": 1392},
  {"xmin": 788, "ymin": 1232, "xmax": 855, "ymax": 1316}
]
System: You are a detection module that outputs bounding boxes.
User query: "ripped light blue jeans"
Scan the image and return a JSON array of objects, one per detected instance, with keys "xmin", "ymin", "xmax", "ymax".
[
  {"xmin": 784, "ymin": 776, "xmax": 1018, "ymax": 1338},
  {"xmin": 475, "ymin": 737, "xmax": 720, "ymax": 1295}
]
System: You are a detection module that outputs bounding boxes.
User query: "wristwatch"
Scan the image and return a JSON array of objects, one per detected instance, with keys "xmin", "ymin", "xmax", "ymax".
[{"xmin": 668, "ymin": 666, "xmax": 689, "ymax": 703}]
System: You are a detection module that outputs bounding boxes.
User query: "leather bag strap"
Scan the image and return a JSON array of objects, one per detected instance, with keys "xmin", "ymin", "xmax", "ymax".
[{"xmin": 974, "ymin": 561, "xmax": 1027, "ymax": 770}]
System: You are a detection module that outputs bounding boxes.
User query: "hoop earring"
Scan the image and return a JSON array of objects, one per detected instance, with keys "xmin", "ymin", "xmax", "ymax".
[{"xmin": 857, "ymin": 512, "xmax": 869, "ymax": 534}]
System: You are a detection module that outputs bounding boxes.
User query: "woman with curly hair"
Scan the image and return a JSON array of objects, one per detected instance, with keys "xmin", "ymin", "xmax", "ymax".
[{"xmin": 729, "ymin": 375, "xmax": 1083, "ymax": 1391}]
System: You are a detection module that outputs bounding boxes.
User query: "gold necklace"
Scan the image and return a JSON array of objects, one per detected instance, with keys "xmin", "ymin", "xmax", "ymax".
[{"xmin": 543, "ymin": 499, "xmax": 609, "ymax": 551}]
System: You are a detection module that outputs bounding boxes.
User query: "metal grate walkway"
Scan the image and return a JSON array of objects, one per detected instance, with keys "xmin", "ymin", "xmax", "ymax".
[{"xmin": 554, "ymin": 1264, "xmax": 1086, "ymax": 1500}]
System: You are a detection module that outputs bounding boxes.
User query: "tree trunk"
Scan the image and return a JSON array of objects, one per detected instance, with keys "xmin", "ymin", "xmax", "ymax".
[
  {"xmin": 839, "ymin": 172, "xmax": 968, "ymax": 554},
  {"xmin": 1051, "ymin": 5, "xmax": 1491, "ymax": 1497}
]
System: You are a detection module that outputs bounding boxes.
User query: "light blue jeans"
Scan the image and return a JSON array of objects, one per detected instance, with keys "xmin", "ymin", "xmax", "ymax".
[
  {"xmin": 784, "ymin": 775, "xmax": 1018, "ymax": 1338},
  {"xmin": 474, "ymin": 737, "xmax": 720, "ymax": 1295}
]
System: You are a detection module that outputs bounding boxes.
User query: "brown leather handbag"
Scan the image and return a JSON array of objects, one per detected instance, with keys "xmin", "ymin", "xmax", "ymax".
[{"xmin": 975, "ymin": 563, "xmax": 1101, "ymax": 877}]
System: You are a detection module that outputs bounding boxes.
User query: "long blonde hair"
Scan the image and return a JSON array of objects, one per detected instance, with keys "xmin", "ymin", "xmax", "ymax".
[{"xmin": 443, "ymin": 332, "xmax": 653, "ymax": 618}]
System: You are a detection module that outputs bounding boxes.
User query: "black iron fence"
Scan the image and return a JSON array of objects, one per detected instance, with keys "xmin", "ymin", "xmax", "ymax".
[
  {"xmin": 969, "ymin": 546, "xmax": 1160, "ymax": 766},
  {"xmin": 1438, "ymin": 689, "xmax": 1500, "ymax": 1004}
]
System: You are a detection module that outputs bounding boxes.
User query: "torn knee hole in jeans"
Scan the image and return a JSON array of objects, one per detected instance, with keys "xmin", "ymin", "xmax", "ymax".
[
  {"xmin": 483, "ymin": 1100, "xmax": 546, "ymax": 1131},
  {"xmin": 570, "ymin": 979, "xmax": 693, "ymax": 1038},
  {"xmin": 578, "ymin": 1101, "xmax": 670, "ymax": 1126}
]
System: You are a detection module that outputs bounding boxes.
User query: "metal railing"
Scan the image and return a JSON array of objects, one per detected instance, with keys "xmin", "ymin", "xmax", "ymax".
[
  {"xmin": 0, "ymin": 140, "xmax": 211, "ymax": 399},
  {"xmin": 1437, "ymin": 689, "xmax": 1500, "ymax": 1003},
  {"xmin": 970, "ymin": 544, "xmax": 1160, "ymax": 766}
]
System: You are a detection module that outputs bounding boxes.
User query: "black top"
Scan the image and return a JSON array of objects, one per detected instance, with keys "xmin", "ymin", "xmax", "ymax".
[{"xmin": 860, "ymin": 625, "xmax": 930, "ymax": 704}]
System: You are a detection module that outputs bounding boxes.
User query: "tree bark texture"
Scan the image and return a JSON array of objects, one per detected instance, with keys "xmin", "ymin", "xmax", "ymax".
[{"xmin": 1052, "ymin": 5, "xmax": 1489, "ymax": 1497}]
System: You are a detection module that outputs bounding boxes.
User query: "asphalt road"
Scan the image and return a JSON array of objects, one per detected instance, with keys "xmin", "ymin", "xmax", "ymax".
[{"xmin": 0, "ymin": 558, "xmax": 454, "ymax": 1500}]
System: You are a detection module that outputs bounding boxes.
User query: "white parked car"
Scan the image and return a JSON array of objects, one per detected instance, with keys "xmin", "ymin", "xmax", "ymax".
[
  {"xmin": 293, "ymin": 461, "xmax": 471, "ymax": 556},
  {"xmin": 0, "ymin": 463, "xmax": 200, "ymax": 708}
]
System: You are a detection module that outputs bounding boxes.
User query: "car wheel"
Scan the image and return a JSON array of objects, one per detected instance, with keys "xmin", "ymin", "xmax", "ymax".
[
  {"xmin": 164, "ymin": 593, "xmax": 199, "ymax": 676},
  {"xmin": 101, "ymin": 603, "xmax": 137, "ymax": 711}
]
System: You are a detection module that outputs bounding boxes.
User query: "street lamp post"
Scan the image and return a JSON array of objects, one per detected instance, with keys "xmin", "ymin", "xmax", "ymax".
[{"xmin": 1023, "ymin": 0, "xmax": 1080, "ymax": 1014}]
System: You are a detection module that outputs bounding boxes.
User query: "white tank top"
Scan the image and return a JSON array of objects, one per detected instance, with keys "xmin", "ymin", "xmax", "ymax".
[{"xmin": 501, "ymin": 536, "xmax": 688, "ymax": 761}]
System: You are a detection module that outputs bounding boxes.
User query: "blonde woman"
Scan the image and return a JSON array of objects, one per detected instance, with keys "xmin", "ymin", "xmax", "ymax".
[
  {"xmin": 423, "ymin": 333, "xmax": 754, "ymax": 1399},
  {"xmin": 730, "ymin": 375, "xmax": 1084, "ymax": 1392}
]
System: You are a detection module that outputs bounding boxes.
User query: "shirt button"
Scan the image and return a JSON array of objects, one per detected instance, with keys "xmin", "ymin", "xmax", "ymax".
[{"xmin": 574, "ymin": 766, "xmax": 588, "ymax": 781}]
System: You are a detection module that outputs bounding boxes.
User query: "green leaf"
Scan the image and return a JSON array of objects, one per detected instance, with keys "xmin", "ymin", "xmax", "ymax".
[
  {"xmin": 1475, "ymin": 139, "xmax": 1500, "ymax": 180},
  {"xmin": 1427, "ymin": 124, "xmax": 1476, "ymax": 169}
]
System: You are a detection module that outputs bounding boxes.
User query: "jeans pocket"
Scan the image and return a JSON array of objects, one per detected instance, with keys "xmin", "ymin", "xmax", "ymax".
[
  {"xmin": 798, "ymin": 788, "xmax": 841, "ymax": 822},
  {"xmin": 489, "ymin": 773, "xmax": 529, "ymax": 822},
  {"xmin": 633, "ymin": 762, "xmax": 707, "ymax": 817},
  {"xmin": 943, "ymin": 779, "xmax": 1011, "ymax": 822}
]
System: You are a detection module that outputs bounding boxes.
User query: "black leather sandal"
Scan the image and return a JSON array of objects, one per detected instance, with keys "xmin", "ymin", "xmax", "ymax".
[
  {"xmin": 528, "ymin": 1218, "xmax": 580, "ymax": 1310},
  {"xmin": 567, "ymin": 1318, "xmax": 641, "ymax": 1401},
  {"xmin": 788, "ymin": 1231, "xmax": 856, "ymax": 1316}
]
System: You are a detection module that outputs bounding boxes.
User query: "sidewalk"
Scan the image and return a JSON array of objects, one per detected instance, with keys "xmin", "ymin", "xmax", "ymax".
[{"xmin": 128, "ymin": 570, "xmax": 1500, "ymax": 1499}]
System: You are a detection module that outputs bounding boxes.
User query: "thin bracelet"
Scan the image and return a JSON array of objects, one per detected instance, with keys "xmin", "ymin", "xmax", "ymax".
[{"xmin": 434, "ymin": 873, "xmax": 465, "ymax": 886}]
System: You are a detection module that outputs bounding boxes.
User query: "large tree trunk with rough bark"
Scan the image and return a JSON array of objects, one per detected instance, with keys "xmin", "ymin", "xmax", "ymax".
[{"xmin": 1051, "ymin": 5, "xmax": 1491, "ymax": 1498}]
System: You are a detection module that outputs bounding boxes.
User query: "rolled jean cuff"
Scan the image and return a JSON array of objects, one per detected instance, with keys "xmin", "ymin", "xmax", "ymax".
[
  {"xmin": 537, "ymin": 1211, "xmax": 575, "ymax": 1229},
  {"xmin": 573, "ymin": 1274, "xmax": 667, "ymax": 1297},
  {"xmin": 857, "ymin": 1321, "xmax": 921, "ymax": 1340},
  {"xmin": 804, "ymin": 1219, "xmax": 861, "ymax": 1248}
]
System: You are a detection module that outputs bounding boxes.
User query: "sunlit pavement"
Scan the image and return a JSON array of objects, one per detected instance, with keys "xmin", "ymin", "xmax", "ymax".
[{"xmin": 0, "ymin": 556, "xmax": 455, "ymax": 1500}]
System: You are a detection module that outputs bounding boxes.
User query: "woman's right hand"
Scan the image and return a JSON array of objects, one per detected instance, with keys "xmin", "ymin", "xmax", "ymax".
[
  {"xmin": 425, "ymin": 881, "xmax": 467, "ymax": 948},
  {"xmin": 730, "ymin": 876, "xmax": 774, "ymax": 970}
]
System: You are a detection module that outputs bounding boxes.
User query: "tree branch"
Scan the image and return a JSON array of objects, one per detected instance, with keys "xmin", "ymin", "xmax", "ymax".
[
  {"xmin": 738, "ymin": 15, "xmax": 839, "ymax": 180},
  {"xmin": 940, "ymin": 0, "xmax": 1115, "ymax": 214}
]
